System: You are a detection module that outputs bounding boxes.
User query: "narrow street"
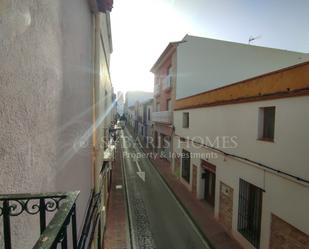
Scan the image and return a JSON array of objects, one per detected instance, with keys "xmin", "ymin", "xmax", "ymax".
[
  {"xmin": 1, "ymin": 2, "xmax": 308, "ymax": 249},
  {"xmin": 120, "ymin": 129, "xmax": 211, "ymax": 249}
]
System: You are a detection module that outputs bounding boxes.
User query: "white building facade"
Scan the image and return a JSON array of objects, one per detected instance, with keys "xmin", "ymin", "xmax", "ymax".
[
  {"xmin": 175, "ymin": 35, "xmax": 309, "ymax": 99},
  {"xmin": 173, "ymin": 62, "xmax": 309, "ymax": 249}
]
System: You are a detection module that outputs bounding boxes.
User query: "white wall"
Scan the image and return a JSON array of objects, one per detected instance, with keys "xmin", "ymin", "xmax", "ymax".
[
  {"xmin": 0, "ymin": 1, "xmax": 62, "ymax": 247},
  {"xmin": 56, "ymin": 0, "xmax": 93, "ymax": 238},
  {"xmin": 0, "ymin": 0, "xmax": 95, "ymax": 247},
  {"xmin": 173, "ymin": 96, "xmax": 309, "ymax": 249},
  {"xmin": 175, "ymin": 96, "xmax": 309, "ymax": 178},
  {"xmin": 176, "ymin": 35, "xmax": 309, "ymax": 99}
]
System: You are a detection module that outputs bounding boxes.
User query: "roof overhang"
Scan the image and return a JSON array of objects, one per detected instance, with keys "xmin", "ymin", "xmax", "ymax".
[{"xmin": 150, "ymin": 41, "xmax": 182, "ymax": 73}]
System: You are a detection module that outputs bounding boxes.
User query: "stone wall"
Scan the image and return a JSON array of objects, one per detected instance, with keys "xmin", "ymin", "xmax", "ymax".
[
  {"xmin": 219, "ymin": 182, "xmax": 233, "ymax": 231},
  {"xmin": 270, "ymin": 214, "xmax": 309, "ymax": 249}
]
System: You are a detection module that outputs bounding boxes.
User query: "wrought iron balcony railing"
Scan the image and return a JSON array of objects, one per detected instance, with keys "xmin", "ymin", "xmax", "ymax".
[{"xmin": 0, "ymin": 191, "xmax": 79, "ymax": 249}]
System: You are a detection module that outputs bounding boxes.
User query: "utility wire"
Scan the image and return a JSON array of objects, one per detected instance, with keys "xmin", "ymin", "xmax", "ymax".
[{"xmin": 175, "ymin": 134, "xmax": 309, "ymax": 185}]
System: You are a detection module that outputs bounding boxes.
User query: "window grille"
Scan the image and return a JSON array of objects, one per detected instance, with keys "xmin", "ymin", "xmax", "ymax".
[{"xmin": 238, "ymin": 179, "xmax": 263, "ymax": 248}]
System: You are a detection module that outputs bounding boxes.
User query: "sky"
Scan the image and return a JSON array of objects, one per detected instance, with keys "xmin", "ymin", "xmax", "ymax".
[{"xmin": 110, "ymin": 0, "xmax": 309, "ymax": 94}]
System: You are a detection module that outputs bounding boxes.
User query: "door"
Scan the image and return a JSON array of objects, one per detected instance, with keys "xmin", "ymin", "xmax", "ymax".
[{"xmin": 204, "ymin": 170, "xmax": 216, "ymax": 206}]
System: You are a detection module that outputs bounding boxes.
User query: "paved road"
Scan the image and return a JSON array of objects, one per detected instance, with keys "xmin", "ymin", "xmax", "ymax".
[{"xmin": 120, "ymin": 129, "xmax": 211, "ymax": 249}]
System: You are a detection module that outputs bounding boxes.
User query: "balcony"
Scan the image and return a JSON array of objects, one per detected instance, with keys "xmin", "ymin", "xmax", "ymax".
[
  {"xmin": 154, "ymin": 83, "xmax": 160, "ymax": 96},
  {"xmin": 152, "ymin": 111, "xmax": 172, "ymax": 124},
  {"xmin": 0, "ymin": 192, "xmax": 79, "ymax": 249},
  {"xmin": 0, "ymin": 191, "xmax": 101, "ymax": 249},
  {"xmin": 162, "ymin": 75, "xmax": 172, "ymax": 91}
]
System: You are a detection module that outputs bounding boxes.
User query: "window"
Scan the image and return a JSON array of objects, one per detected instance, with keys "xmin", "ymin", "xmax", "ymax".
[
  {"xmin": 167, "ymin": 65, "xmax": 172, "ymax": 77},
  {"xmin": 181, "ymin": 150, "xmax": 190, "ymax": 182},
  {"xmin": 238, "ymin": 179, "xmax": 263, "ymax": 249},
  {"xmin": 148, "ymin": 108, "xmax": 151, "ymax": 121},
  {"xmin": 167, "ymin": 99, "xmax": 171, "ymax": 111},
  {"xmin": 183, "ymin": 112, "xmax": 189, "ymax": 128},
  {"xmin": 258, "ymin": 107, "xmax": 275, "ymax": 141},
  {"xmin": 156, "ymin": 103, "xmax": 160, "ymax": 112}
]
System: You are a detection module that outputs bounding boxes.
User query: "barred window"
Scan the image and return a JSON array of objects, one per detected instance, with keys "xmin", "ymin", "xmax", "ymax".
[{"xmin": 238, "ymin": 179, "xmax": 263, "ymax": 248}]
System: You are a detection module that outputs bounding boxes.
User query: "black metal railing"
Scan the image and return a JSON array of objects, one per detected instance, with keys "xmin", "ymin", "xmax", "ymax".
[
  {"xmin": 238, "ymin": 179, "xmax": 263, "ymax": 249},
  {"xmin": 0, "ymin": 191, "xmax": 79, "ymax": 249},
  {"xmin": 77, "ymin": 191, "xmax": 101, "ymax": 249}
]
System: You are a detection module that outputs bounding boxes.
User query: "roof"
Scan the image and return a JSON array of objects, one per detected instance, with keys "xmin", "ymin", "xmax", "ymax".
[
  {"xmin": 184, "ymin": 34, "xmax": 308, "ymax": 53},
  {"xmin": 150, "ymin": 41, "xmax": 183, "ymax": 73},
  {"xmin": 150, "ymin": 33, "xmax": 309, "ymax": 74}
]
